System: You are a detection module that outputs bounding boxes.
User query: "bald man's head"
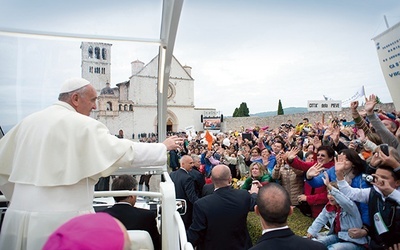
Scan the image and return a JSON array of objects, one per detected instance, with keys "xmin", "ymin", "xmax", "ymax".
[
  {"xmin": 256, "ymin": 183, "xmax": 291, "ymax": 227},
  {"xmin": 211, "ymin": 164, "xmax": 231, "ymax": 188},
  {"xmin": 180, "ymin": 155, "xmax": 194, "ymax": 171}
]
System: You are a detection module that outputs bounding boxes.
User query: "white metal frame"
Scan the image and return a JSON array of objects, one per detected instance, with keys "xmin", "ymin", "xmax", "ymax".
[{"xmin": 0, "ymin": 0, "xmax": 189, "ymax": 249}]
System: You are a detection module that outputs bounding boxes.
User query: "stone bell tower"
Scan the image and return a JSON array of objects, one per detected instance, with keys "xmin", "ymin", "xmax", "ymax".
[{"xmin": 81, "ymin": 42, "xmax": 112, "ymax": 94}]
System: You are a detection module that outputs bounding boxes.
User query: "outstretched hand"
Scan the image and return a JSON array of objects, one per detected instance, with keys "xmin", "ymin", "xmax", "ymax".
[
  {"xmin": 322, "ymin": 171, "xmax": 331, "ymax": 188},
  {"xmin": 350, "ymin": 101, "xmax": 359, "ymax": 111},
  {"xmin": 335, "ymin": 153, "xmax": 346, "ymax": 181},
  {"xmin": 364, "ymin": 94, "xmax": 378, "ymax": 115},
  {"xmin": 377, "ymin": 149, "xmax": 399, "ymax": 169},
  {"xmin": 313, "ymin": 136, "xmax": 322, "ymax": 149},
  {"xmin": 306, "ymin": 163, "xmax": 324, "ymax": 179},
  {"xmin": 285, "ymin": 147, "xmax": 300, "ymax": 162},
  {"xmin": 372, "ymin": 173, "xmax": 395, "ymax": 197},
  {"xmin": 163, "ymin": 135, "xmax": 184, "ymax": 151},
  {"xmin": 388, "ymin": 243, "xmax": 400, "ymax": 250}
]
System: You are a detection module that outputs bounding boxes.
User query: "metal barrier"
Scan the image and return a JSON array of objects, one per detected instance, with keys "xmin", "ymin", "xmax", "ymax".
[{"xmin": 0, "ymin": 171, "xmax": 193, "ymax": 250}]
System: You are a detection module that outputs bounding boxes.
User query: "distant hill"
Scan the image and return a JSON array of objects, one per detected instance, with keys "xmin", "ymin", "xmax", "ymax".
[{"xmin": 251, "ymin": 107, "xmax": 308, "ymax": 117}]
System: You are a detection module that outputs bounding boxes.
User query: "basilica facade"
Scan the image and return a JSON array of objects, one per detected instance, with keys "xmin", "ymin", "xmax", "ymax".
[{"xmin": 81, "ymin": 42, "xmax": 215, "ymax": 139}]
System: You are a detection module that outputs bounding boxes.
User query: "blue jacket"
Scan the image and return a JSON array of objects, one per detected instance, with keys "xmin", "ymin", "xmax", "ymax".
[{"xmin": 307, "ymin": 167, "xmax": 371, "ymax": 225}]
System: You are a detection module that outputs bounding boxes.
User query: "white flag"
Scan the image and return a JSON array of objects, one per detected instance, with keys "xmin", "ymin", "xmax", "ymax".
[{"xmin": 342, "ymin": 85, "xmax": 365, "ymax": 105}]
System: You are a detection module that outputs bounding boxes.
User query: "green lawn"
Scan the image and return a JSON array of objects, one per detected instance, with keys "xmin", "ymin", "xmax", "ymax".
[{"xmin": 247, "ymin": 207, "xmax": 315, "ymax": 244}]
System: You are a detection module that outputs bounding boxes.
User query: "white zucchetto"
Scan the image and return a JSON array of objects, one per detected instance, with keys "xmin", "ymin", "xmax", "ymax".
[{"xmin": 60, "ymin": 78, "xmax": 90, "ymax": 94}]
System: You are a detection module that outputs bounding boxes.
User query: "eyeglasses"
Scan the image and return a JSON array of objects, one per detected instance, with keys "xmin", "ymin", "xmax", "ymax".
[{"xmin": 317, "ymin": 154, "xmax": 326, "ymax": 157}]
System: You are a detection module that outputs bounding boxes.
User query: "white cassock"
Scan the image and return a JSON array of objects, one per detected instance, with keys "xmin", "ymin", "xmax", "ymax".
[{"xmin": 0, "ymin": 101, "xmax": 167, "ymax": 250}]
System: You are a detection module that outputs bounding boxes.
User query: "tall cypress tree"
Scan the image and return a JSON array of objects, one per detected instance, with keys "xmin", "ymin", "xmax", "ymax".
[
  {"xmin": 277, "ymin": 99, "xmax": 284, "ymax": 115},
  {"xmin": 233, "ymin": 102, "xmax": 250, "ymax": 117},
  {"xmin": 233, "ymin": 108, "xmax": 239, "ymax": 117},
  {"xmin": 239, "ymin": 102, "xmax": 250, "ymax": 117}
]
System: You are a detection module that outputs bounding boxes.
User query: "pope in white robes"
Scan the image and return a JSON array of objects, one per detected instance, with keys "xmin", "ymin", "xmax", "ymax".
[{"xmin": 0, "ymin": 78, "xmax": 182, "ymax": 250}]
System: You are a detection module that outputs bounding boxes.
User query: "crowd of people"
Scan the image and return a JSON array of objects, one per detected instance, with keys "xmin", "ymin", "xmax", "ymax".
[
  {"xmin": 0, "ymin": 77, "xmax": 399, "ymax": 250},
  {"xmin": 166, "ymin": 94, "xmax": 400, "ymax": 250}
]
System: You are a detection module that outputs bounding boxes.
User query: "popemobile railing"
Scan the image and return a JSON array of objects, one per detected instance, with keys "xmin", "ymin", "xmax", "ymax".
[{"xmin": 0, "ymin": 170, "xmax": 193, "ymax": 250}]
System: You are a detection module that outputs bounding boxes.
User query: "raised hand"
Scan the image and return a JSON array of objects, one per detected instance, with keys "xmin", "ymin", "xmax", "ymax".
[
  {"xmin": 313, "ymin": 136, "xmax": 322, "ymax": 149},
  {"xmin": 372, "ymin": 173, "xmax": 395, "ymax": 197},
  {"xmin": 364, "ymin": 94, "xmax": 377, "ymax": 115},
  {"xmin": 258, "ymin": 129, "xmax": 265, "ymax": 139},
  {"xmin": 335, "ymin": 153, "xmax": 346, "ymax": 180},
  {"xmin": 288, "ymin": 128, "xmax": 295, "ymax": 139},
  {"xmin": 276, "ymin": 152, "xmax": 285, "ymax": 165},
  {"xmin": 350, "ymin": 101, "xmax": 359, "ymax": 111},
  {"xmin": 285, "ymin": 147, "xmax": 300, "ymax": 162},
  {"xmin": 331, "ymin": 126, "xmax": 340, "ymax": 145},
  {"xmin": 322, "ymin": 171, "xmax": 330, "ymax": 188},
  {"xmin": 163, "ymin": 135, "xmax": 184, "ymax": 151},
  {"xmin": 237, "ymin": 135, "xmax": 243, "ymax": 146},
  {"xmin": 323, "ymin": 126, "xmax": 333, "ymax": 140},
  {"xmin": 388, "ymin": 243, "xmax": 400, "ymax": 250},
  {"xmin": 306, "ymin": 163, "xmax": 324, "ymax": 179},
  {"xmin": 377, "ymin": 150, "xmax": 399, "ymax": 170}
]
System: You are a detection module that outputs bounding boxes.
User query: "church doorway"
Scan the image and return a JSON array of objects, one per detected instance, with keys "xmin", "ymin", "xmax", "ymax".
[{"xmin": 167, "ymin": 119, "xmax": 173, "ymax": 133}]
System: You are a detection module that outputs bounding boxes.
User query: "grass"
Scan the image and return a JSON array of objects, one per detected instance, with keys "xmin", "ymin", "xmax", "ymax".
[{"xmin": 247, "ymin": 207, "xmax": 315, "ymax": 244}]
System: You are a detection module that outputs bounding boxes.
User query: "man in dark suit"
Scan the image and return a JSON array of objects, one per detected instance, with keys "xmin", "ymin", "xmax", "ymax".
[
  {"xmin": 189, "ymin": 155, "xmax": 205, "ymax": 197},
  {"xmin": 187, "ymin": 164, "xmax": 258, "ymax": 250},
  {"xmin": 170, "ymin": 155, "xmax": 199, "ymax": 229},
  {"xmin": 101, "ymin": 175, "xmax": 161, "ymax": 250},
  {"xmin": 201, "ymin": 183, "xmax": 215, "ymax": 197},
  {"xmin": 249, "ymin": 183, "xmax": 326, "ymax": 250}
]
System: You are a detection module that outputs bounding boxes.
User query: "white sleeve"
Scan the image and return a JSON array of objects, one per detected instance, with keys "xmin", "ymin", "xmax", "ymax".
[
  {"xmin": 337, "ymin": 180, "xmax": 370, "ymax": 204},
  {"xmin": 100, "ymin": 142, "xmax": 167, "ymax": 176},
  {"xmin": 387, "ymin": 188, "xmax": 400, "ymax": 204}
]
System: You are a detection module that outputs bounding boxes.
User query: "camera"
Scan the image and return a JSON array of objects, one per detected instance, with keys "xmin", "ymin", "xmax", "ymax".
[{"xmin": 365, "ymin": 175, "xmax": 375, "ymax": 183}]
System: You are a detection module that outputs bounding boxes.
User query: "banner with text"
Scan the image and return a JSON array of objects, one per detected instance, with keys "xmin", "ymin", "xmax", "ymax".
[
  {"xmin": 307, "ymin": 100, "xmax": 342, "ymax": 112},
  {"xmin": 372, "ymin": 21, "xmax": 400, "ymax": 110}
]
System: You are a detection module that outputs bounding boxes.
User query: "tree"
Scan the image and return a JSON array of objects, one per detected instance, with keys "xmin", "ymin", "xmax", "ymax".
[
  {"xmin": 375, "ymin": 95, "xmax": 382, "ymax": 104},
  {"xmin": 277, "ymin": 99, "xmax": 284, "ymax": 115},
  {"xmin": 233, "ymin": 108, "xmax": 239, "ymax": 117},
  {"xmin": 233, "ymin": 102, "xmax": 250, "ymax": 117}
]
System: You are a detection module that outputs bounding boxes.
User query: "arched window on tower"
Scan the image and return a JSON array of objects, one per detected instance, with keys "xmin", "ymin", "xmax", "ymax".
[
  {"xmin": 129, "ymin": 105, "xmax": 133, "ymax": 111},
  {"xmin": 119, "ymin": 104, "xmax": 123, "ymax": 111},
  {"xmin": 102, "ymin": 48, "xmax": 107, "ymax": 60},
  {"xmin": 95, "ymin": 47, "xmax": 100, "ymax": 59},
  {"xmin": 88, "ymin": 46, "xmax": 93, "ymax": 58},
  {"xmin": 124, "ymin": 105, "xmax": 128, "ymax": 111},
  {"xmin": 106, "ymin": 101, "xmax": 112, "ymax": 111}
]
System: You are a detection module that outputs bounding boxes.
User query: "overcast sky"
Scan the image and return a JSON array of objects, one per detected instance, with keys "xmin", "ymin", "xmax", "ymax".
[{"xmin": 1, "ymin": 0, "xmax": 400, "ymax": 131}]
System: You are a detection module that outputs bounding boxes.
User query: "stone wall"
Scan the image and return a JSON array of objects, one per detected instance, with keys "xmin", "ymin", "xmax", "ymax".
[{"xmin": 221, "ymin": 103, "xmax": 395, "ymax": 132}]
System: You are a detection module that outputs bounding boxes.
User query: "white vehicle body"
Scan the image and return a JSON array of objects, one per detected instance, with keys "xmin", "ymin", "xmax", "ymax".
[{"xmin": 95, "ymin": 166, "xmax": 194, "ymax": 250}]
